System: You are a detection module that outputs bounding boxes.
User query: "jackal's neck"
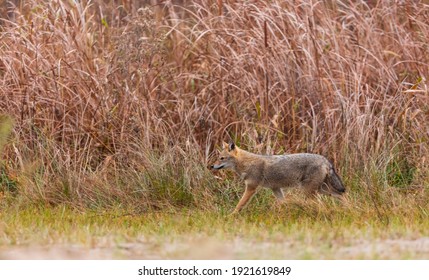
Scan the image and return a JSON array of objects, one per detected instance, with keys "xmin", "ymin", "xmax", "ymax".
[{"xmin": 234, "ymin": 148, "xmax": 264, "ymax": 177}]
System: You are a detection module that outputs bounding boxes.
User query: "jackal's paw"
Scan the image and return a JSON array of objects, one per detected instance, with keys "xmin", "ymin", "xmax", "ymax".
[
  {"xmin": 274, "ymin": 199, "xmax": 286, "ymax": 205},
  {"xmin": 228, "ymin": 210, "xmax": 239, "ymax": 217}
]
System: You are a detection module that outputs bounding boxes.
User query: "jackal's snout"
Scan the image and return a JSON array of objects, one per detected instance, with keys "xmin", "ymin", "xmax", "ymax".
[{"xmin": 211, "ymin": 163, "xmax": 226, "ymax": 170}]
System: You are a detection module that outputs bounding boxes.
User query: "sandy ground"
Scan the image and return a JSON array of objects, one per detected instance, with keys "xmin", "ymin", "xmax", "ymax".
[{"xmin": 2, "ymin": 237, "xmax": 429, "ymax": 259}]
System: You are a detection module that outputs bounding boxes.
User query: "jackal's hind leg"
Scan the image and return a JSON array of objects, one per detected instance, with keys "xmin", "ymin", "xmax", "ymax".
[
  {"xmin": 319, "ymin": 183, "xmax": 346, "ymax": 199},
  {"xmin": 231, "ymin": 184, "xmax": 258, "ymax": 214},
  {"xmin": 303, "ymin": 184, "xmax": 319, "ymax": 198},
  {"xmin": 272, "ymin": 188, "xmax": 285, "ymax": 201}
]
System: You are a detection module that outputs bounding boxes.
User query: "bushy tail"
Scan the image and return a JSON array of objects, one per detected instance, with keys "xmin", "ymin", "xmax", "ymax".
[{"xmin": 326, "ymin": 167, "xmax": 346, "ymax": 195}]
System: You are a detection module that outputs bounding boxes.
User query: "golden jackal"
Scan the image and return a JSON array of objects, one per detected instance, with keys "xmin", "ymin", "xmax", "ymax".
[{"xmin": 211, "ymin": 142, "xmax": 345, "ymax": 214}]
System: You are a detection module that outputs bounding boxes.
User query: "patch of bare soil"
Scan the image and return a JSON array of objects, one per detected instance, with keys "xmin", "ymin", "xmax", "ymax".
[
  {"xmin": 336, "ymin": 238, "xmax": 429, "ymax": 259},
  {"xmin": 1, "ymin": 237, "xmax": 429, "ymax": 259}
]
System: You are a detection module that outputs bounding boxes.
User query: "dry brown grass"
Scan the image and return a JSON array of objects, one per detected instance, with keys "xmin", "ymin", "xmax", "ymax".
[{"xmin": 0, "ymin": 0, "xmax": 428, "ymax": 209}]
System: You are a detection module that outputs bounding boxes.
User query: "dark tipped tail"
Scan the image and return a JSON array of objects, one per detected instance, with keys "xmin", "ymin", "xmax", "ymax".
[{"xmin": 327, "ymin": 167, "xmax": 346, "ymax": 195}]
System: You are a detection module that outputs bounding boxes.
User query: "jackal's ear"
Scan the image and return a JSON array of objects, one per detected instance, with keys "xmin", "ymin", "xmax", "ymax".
[
  {"xmin": 228, "ymin": 142, "xmax": 235, "ymax": 151},
  {"xmin": 222, "ymin": 141, "xmax": 229, "ymax": 150}
]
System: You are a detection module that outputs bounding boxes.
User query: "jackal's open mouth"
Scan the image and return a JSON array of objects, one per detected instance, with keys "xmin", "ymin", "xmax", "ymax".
[{"xmin": 211, "ymin": 163, "xmax": 226, "ymax": 170}]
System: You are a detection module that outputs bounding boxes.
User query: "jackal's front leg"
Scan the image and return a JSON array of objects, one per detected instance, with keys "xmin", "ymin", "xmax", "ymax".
[{"xmin": 231, "ymin": 184, "xmax": 258, "ymax": 214}]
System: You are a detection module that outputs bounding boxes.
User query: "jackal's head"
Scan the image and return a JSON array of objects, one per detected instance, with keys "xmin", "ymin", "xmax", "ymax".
[{"xmin": 211, "ymin": 141, "xmax": 238, "ymax": 171}]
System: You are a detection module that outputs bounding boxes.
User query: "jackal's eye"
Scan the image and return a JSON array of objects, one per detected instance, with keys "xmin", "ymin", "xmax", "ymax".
[{"xmin": 220, "ymin": 157, "xmax": 225, "ymax": 160}]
